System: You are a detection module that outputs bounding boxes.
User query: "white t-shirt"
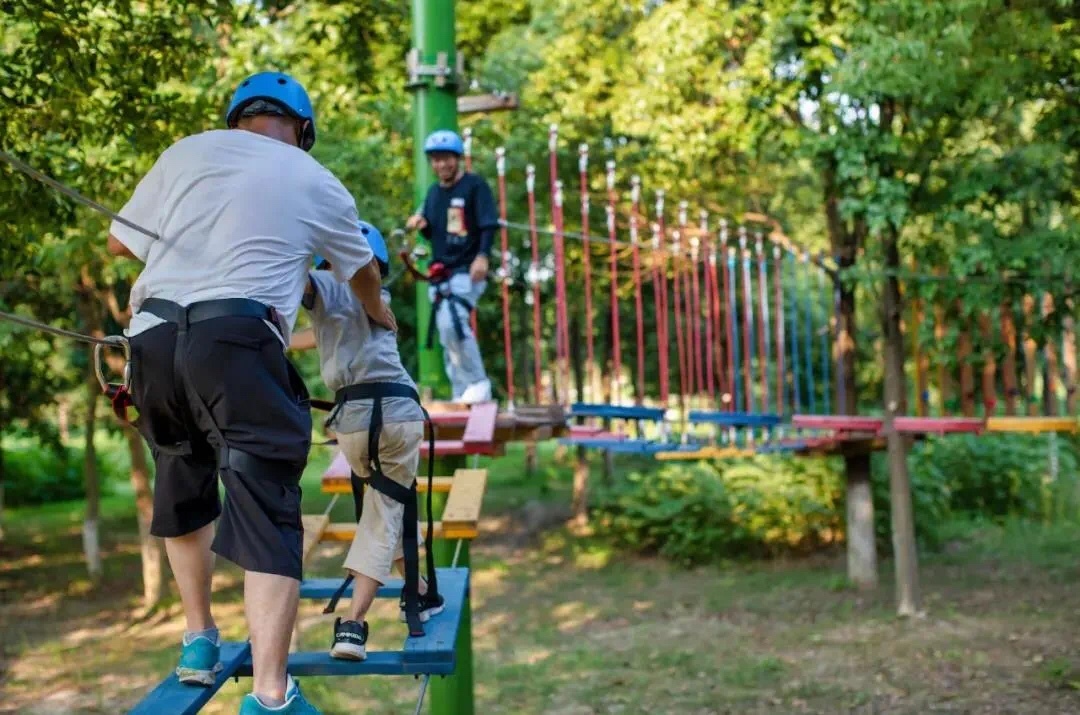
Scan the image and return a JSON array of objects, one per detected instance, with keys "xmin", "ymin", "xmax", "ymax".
[
  {"xmin": 307, "ymin": 270, "xmax": 423, "ymax": 432},
  {"xmin": 110, "ymin": 129, "xmax": 373, "ymax": 343}
]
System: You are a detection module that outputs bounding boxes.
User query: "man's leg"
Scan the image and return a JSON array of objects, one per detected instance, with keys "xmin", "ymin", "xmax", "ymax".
[
  {"xmin": 435, "ymin": 290, "xmax": 473, "ymax": 399},
  {"xmin": 164, "ymin": 523, "xmax": 216, "ymax": 632},
  {"xmin": 245, "ymin": 571, "xmax": 299, "ymax": 701}
]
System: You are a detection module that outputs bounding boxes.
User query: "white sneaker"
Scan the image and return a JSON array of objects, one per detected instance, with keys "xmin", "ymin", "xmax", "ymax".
[{"xmin": 456, "ymin": 379, "xmax": 492, "ymax": 405}]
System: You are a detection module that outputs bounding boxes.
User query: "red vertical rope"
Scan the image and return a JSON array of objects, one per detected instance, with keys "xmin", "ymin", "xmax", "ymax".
[
  {"xmin": 671, "ymin": 220, "xmax": 689, "ymax": 402},
  {"xmin": 700, "ymin": 211, "xmax": 716, "ymax": 399},
  {"xmin": 685, "ymin": 203, "xmax": 705, "ymax": 395},
  {"xmin": 677, "ymin": 204, "xmax": 696, "ymax": 396},
  {"xmin": 495, "ymin": 148, "xmax": 515, "ymax": 407},
  {"xmin": 720, "ymin": 221, "xmax": 736, "ymax": 411},
  {"xmin": 630, "ymin": 176, "xmax": 646, "ymax": 404},
  {"xmin": 606, "ymin": 161, "xmax": 622, "ymax": 405},
  {"xmin": 578, "ymin": 144, "xmax": 595, "ymax": 402},
  {"xmin": 773, "ymin": 243, "xmax": 786, "ymax": 416},
  {"xmin": 754, "ymin": 233, "xmax": 770, "ymax": 414},
  {"xmin": 553, "ymin": 180, "xmax": 571, "ymax": 404},
  {"xmin": 652, "ymin": 223, "xmax": 670, "ymax": 405},
  {"xmin": 739, "ymin": 227, "xmax": 754, "ymax": 412},
  {"xmin": 526, "ymin": 165, "xmax": 543, "ymax": 403},
  {"xmin": 655, "ymin": 194, "xmax": 671, "ymax": 405}
]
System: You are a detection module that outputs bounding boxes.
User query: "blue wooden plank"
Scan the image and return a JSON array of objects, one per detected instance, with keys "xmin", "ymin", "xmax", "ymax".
[
  {"xmin": 300, "ymin": 578, "xmax": 402, "ymax": 601},
  {"xmin": 756, "ymin": 441, "xmax": 806, "ymax": 453},
  {"xmin": 687, "ymin": 410, "xmax": 782, "ymax": 427},
  {"xmin": 301, "ymin": 569, "xmax": 466, "ymax": 664},
  {"xmin": 403, "ymin": 567, "xmax": 467, "ymax": 663},
  {"xmin": 569, "ymin": 402, "xmax": 666, "ymax": 421},
  {"xmin": 128, "ymin": 641, "xmax": 251, "ymax": 715},
  {"xmin": 233, "ymin": 650, "xmax": 456, "ymax": 677},
  {"xmin": 561, "ymin": 438, "xmax": 694, "ymax": 454}
]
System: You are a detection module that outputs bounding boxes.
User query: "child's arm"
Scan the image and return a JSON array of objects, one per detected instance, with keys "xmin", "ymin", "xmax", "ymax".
[{"xmin": 290, "ymin": 327, "xmax": 317, "ymax": 351}]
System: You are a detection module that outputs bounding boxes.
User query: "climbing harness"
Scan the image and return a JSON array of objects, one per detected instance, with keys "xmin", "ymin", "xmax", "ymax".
[
  {"xmin": 319, "ymin": 383, "xmax": 439, "ymax": 638},
  {"xmin": 399, "ymin": 241, "xmax": 475, "ymax": 349}
]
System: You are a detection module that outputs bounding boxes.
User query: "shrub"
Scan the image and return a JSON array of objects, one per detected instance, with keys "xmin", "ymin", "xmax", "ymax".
[
  {"xmin": 2, "ymin": 433, "xmax": 129, "ymax": 507},
  {"xmin": 593, "ymin": 456, "xmax": 845, "ymax": 565}
]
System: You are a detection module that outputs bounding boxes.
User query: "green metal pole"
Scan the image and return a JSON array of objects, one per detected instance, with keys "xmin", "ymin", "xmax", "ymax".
[{"xmin": 410, "ymin": 0, "xmax": 457, "ymax": 397}]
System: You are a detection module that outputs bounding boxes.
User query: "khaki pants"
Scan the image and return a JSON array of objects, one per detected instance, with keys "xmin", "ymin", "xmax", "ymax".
[{"xmin": 336, "ymin": 421, "xmax": 425, "ymax": 584}]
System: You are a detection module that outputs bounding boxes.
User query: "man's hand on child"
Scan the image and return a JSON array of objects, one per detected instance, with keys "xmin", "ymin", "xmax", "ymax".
[
  {"xmin": 405, "ymin": 214, "xmax": 428, "ymax": 232},
  {"xmin": 469, "ymin": 254, "xmax": 489, "ymax": 283}
]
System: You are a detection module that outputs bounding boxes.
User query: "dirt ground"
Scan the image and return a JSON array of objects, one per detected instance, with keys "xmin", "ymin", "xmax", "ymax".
[{"xmin": 3, "ymin": 488, "xmax": 1079, "ymax": 715}]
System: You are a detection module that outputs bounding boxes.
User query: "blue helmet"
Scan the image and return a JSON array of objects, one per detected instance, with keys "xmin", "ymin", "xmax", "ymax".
[
  {"xmin": 226, "ymin": 71, "xmax": 316, "ymax": 151},
  {"xmin": 359, "ymin": 220, "xmax": 390, "ymax": 278},
  {"xmin": 423, "ymin": 129, "xmax": 464, "ymax": 156}
]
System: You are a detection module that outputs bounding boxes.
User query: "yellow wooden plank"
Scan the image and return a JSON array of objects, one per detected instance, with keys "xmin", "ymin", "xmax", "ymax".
[
  {"xmin": 985, "ymin": 416, "xmax": 1078, "ymax": 433},
  {"xmin": 302, "ymin": 514, "xmax": 330, "ymax": 562},
  {"xmin": 441, "ymin": 468, "xmax": 488, "ymax": 531},
  {"xmin": 322, "ymin": 521, "xmax": 477, "ymax": 541},
  {"xmin": 321, "ymin": 475, "xmax": 455, "ymax": 495}
]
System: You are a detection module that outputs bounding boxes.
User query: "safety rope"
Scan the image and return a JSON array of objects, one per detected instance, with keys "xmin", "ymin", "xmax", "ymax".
[{"xmin": 0, "ymin": 149, "xmax": 159, "ymax": 241}]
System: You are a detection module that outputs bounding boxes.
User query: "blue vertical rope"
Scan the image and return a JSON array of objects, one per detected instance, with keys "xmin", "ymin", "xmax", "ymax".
[
  {"xmin": 787, "ymin": 252, "xmax": 802, "ymax": 414},
  {"xmin": 757, "ymin": 238, "xmax": 773, "ymax": 416},
  {"xmin": 801, "ymin": 253, "xmax": 817, "ymax": 414},
  {"xmin": 817, "ymin": 262, "xmax": 831, "ymax": 415},
  {"xmin": 728, "ymin": 247, "xmax": 742, "ymax": 414}
]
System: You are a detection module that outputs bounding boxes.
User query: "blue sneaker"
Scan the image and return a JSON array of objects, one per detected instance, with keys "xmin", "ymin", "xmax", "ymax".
[
  {"xmin": 238, "ymin": 677, "xmax": 322, "ymax": 714},
  {"xmin": 176, "ymin": 634, "xmax": 222, "ymax": 686}
]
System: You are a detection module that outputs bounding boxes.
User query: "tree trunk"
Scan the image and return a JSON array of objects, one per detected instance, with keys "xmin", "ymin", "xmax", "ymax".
[
  {"xmin": 825, "ymin": 161, "xmax": 877, "ymax": 590},
  {"xmin": 82, "ymin": 364, "xmax": 103, "ymax": 581},
  {"xmin": 124, "ymin": 425, "xmax": 165, "ymax": 611},
  {"xmin": 882, "ymin": 226, "xmax": 919, "ymax": 616}
]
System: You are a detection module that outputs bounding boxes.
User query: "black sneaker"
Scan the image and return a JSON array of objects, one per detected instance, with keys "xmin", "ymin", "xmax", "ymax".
[
  {"xmin": 399, "ymin": 591, "xmax": 445, "ymax": 624},
  {"xmin": 330, "ymin": 618, "xmax": 368, "ymax": 661}
]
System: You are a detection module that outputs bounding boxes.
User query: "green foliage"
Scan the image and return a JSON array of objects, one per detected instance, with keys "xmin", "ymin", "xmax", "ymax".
[
  {"xmin": 2, "ymin": 434, "xmax": 130, "ymax": 507},
  {"xmin": 593, "ymin": 457, "xmax": 844, "ymax": 565}
]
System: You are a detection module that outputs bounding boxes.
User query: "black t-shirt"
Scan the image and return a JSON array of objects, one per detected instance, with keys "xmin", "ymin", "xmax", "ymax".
[{"xmin": 419, "ymin": 172, "xmax": 499, "ymax": 273}]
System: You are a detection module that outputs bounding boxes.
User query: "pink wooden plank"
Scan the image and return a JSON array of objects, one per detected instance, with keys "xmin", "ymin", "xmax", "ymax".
[
  {"xmin": 462, "ymin": 402, "xmax": 498, "ymax": 447},
  {"xmin": 324, "ymin": 451, "xmax": 351, "ymax": 479}
]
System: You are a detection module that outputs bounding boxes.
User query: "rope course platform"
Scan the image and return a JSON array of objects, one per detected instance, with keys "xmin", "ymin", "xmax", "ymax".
[{"xmin": 424, "ymin": 402, "xmax": 567, "ymax": 443}]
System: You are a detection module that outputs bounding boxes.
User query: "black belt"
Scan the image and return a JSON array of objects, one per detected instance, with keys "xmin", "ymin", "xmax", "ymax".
[
  {"xmin": 426, "ymin": 284, "xmax": 474, "ymax": 349},
  {"xmin": 140, "ymin": 296, "xmax": 284, "ymax": 336},
  {"xmin": 321, "ymin": 382, "xmax": 438, "ymax": 638}
]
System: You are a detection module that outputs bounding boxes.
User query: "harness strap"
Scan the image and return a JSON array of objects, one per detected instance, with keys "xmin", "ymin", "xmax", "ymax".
[
  {"xmin": 426, "ymin": 285, "xmax": 474, "ymax": 349},
  {"xmin": 322, "ymin": 382, "xmax": 438, "ymax": 637},
  {"xmin": 140, "ymin": 297, "xmax": 285, "ymax": 337}
]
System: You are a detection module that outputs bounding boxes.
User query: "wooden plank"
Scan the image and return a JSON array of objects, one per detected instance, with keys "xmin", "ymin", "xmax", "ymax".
[
  {"xmin": 127, "ymin": 642, "xmax": 251, "ymax": 715},
  {"xmin": 458, "ymin": 92, "xmax": 519, "ymax": 114},
  {"xmin": 655, "ymin": 446, "xmax": 754, "ymax": 461},
  {"xmin": 302, "ymin": 514, "xmax": 330, "ymax": 562},
  {"xmin": 462, "ymin": 401, "xmax": 498, "ymax": 447},
  {"xmin": 322, "ymin": 521, "xmax": 478, "ymax": 541},
  {"xmin": 322, "ymin": 475, "xmax": 455, "ymax": 495},
  {"xmin": 985, "ymin": 416, "xmax": 1078, "ymax": 433},
  {"xmin": 441, "ymin": 468, "xmax": 487, "ymax": 531}
]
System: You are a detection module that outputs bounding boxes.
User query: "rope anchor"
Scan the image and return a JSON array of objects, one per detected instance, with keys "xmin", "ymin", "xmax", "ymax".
[{"xmin": 93, "ymin": 335, "xmax": 132, "ymax": 394}]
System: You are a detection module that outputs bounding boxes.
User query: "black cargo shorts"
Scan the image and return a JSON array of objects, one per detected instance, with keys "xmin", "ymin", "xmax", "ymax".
[{"xmin": 129, "ymin": 315, "xmax": 311, "ymax": 580}]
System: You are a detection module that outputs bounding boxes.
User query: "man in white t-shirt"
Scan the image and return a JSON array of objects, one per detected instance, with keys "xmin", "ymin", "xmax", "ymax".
[{"xmin": 107, "ymin": 71, "xmax": 390, "ymax": 715}]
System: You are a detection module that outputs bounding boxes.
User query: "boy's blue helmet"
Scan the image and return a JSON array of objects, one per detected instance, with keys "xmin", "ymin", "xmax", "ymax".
[
  {"xmin": 313, "ymin": 222, "xmax": 389, "ymax": 277},
  {"xmin": 359, "ymin": 220, "xmax": 390, "ymax": 278},
  {"xmin": 226, "ymin": 71, "xmax": 316, "ymax": 151},
  {"xmin": 423, "ymin": 130, "xmax": 464, "ymax": 156}
]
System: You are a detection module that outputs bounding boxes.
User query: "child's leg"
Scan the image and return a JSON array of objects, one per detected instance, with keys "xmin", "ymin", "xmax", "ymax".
[{"xmin": 338, "ymin": 421, "xmax": 425, "ymax": 622}]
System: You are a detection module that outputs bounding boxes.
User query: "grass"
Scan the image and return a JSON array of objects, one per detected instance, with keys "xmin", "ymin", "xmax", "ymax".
[{"xmin": 3, "ymin": 443, "xmax": 1080, "ymax": 713}]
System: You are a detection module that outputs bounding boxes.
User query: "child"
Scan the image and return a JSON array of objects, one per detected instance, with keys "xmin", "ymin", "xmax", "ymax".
[{"xmin": 291, "ymin": 220, "xmax": 443, "ymax": 660}]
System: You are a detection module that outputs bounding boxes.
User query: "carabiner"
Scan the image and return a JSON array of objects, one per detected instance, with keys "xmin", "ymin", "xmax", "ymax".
[{"xmin": 94, "ymin": 335, "xmax": 131, "ymax": 393}]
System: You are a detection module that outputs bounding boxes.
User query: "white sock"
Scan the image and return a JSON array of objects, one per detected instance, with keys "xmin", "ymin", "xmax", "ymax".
[{"xmin": 253, "ymin": 676, "xmax": 296, "ymax": 710}]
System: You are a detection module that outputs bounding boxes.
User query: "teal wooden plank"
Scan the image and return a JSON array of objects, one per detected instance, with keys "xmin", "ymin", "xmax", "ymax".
[{"xmin": 128, "ymin": 641, "xmax": 250, "ymax": 715}]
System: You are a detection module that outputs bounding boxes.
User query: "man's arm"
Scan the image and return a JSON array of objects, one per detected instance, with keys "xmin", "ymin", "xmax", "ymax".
[
  {"xmin": 469, "ymin": 178, "xmax": 499, "ymax": 282},
  {"xmin": 107, "ymin": 234, "xmax": 138, "ymax": 260},
  {"xmin": 349, "ymin": 260, "xmax": 397, "ymax": 332}
]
